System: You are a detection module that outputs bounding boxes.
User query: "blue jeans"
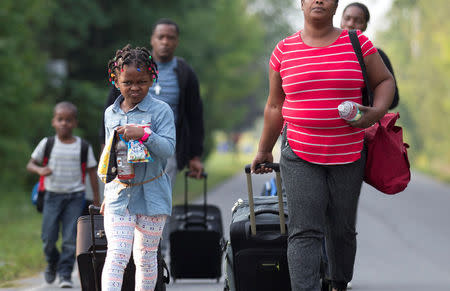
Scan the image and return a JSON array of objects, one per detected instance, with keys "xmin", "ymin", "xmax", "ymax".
[{"xmin": 41, "ymin": 191, "xmax": 84, "ymax": 278}]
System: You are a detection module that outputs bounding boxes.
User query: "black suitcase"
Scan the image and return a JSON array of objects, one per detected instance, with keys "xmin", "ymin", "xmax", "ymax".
[
  {"xmin": 225, "ymin": 163, "xmax": 291, "ymax": 291},
  {"xmin": 76, "ymin": 205, "xmax": 169, "ymax": 291},
  {"xmin": 168, "ymin": 172, "xmax": 224, "ymax": 281}
]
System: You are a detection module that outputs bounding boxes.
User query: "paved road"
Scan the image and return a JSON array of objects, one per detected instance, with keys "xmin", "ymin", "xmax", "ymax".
[{"xmin": 3, "ymin": 171, "xmax": 450, "ymax": 290}]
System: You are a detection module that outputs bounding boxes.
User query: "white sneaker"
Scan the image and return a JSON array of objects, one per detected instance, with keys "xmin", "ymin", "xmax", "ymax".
[
  {"xmin": 347, "ymin": 281, "xmax": 353, "ymax": 289},
  {"xmin": 59, "ymin": 278, "xmax": 73, "ymax": 288}
]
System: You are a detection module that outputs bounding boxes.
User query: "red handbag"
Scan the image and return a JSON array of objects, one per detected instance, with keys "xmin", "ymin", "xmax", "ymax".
[
  {"xmin": 364, "ymin": 113, "xmax": 410, "ymax": 194},
  {"xmin": 349, "ymin": 30, "xmax": 411, "ymax": 194}
]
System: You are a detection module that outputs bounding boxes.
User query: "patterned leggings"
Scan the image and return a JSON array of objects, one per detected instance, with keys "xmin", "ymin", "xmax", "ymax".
[{"xmin": 102, "ymin": 210, "xmax": 167, "ymax": 291}]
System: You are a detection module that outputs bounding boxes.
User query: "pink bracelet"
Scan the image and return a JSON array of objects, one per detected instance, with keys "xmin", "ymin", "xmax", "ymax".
[{"xmin": 140, "ymin": 127, "xmax": 151, "ymax": 143}]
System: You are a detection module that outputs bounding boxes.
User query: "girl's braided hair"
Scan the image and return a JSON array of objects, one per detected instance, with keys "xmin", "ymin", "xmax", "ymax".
[{"xmin": 107, "ymin": 44, "xmax": 158, "ymax": 84}]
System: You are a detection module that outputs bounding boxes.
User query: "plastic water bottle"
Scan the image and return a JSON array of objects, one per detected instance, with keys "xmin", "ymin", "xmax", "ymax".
[
  {"xmin": 338, "ymin": 101, "xmax": 362, "ymax": 121},
  {"xmin": 116, "ymin": 136, "xmax": 135, "ymax": 180}
]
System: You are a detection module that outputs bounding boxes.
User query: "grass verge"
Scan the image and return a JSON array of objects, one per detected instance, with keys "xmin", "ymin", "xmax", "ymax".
[
  {"xmin": 0, "ymin": 150, "xmax": 252, "ymax": 286},
  {"xmin": 0, "ymin": 191, "xmax": 45, "ymax": 286}
]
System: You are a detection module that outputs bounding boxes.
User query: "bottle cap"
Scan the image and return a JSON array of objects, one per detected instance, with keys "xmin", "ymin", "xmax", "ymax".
[{"xmin": 338, "ymin": 103, "xmax": 350, "ymax": 114}]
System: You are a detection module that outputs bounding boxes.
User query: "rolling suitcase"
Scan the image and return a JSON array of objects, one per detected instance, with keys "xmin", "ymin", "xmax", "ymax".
[
  {"xmin": 76, "ymin": 205, "xmax": 169, "ymax": 291},
  {"xmin": 256, "ymin": 171, "xmax": 330, "ymax": 291},
  {"xmin": 225, "ymin": 163, "xmax": 291, "ymax": 291},
  {"xmin": 168, "ymin": 171, "xmax": 224, "ymax": 281}
]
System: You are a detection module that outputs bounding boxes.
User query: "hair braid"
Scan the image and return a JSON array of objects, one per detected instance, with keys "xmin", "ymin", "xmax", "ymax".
[{"xmin": 107, "ymin": 44, "xmax": 158, "ymax": 85}]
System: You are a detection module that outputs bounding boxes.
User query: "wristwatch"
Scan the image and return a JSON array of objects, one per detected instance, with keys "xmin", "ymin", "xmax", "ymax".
[{"xmin": 140, "ymin": 127, "xmax": 151, "ymax": 142}]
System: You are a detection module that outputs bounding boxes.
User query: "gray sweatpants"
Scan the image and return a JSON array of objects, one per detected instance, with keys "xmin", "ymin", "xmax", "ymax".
[{"xmin": 280, "ymin": 131, "xmax": 366, "ymax": 291}]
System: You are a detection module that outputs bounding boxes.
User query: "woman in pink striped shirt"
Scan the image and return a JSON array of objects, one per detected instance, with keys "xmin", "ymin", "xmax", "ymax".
[{"xmin": 251, "ymin": 0, "xmax": 394, "ymax": 290}]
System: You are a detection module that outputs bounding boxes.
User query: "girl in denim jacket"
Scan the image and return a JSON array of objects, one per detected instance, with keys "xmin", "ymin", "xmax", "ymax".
[{"xmin": 101, "ymin": 45, "xmax": 175, "ymax": 291}]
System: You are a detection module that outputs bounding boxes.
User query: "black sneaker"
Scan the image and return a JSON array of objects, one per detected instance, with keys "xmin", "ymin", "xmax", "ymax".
[{"xmin": 44, "ymin": 264, "xmax": 57, "ymax": 284}]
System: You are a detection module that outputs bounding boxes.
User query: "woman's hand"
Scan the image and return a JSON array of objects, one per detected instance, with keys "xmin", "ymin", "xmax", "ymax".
[
  {"xmin": 116, "ymin": 125, "xmax": 145, "ymax": 141},
  {"xmin": 250, "ymin": 68, "xmax": 284, "ymax": 174},
  {"xmin": 348, "ymin": 105, "xmax": 385, "ymax": 128},
  {"xmin": 251, "ymin": 152, "xmax": 274, "ymax": 174}
]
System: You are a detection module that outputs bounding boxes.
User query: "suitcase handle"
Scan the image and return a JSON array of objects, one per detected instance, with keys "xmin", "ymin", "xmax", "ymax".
[
  {"xmin": 175, "ymin": 212, "xmax": 215, "ymax": 221},
  {"xmin": 185, "ymin": 171, "xmax": 208, "ymax": 178},
  {"xmin": 184, "ymin": 171, "xmax": 208, "ymax": 222},
  {"xmin": 182, "ymin": 221, "xmax": 209, "ymax": 230},
  {"xmin": 245, "ymin": 163, "xmax": 286, "ymax": 236},
  {"xmin": 88, "ymin": 204, "xmax": 101, "ymax": 291},
  {"xmin": 89, "ymin": 205, "xmax": 101, "ymax": 215},
  {"xmin": 245, "ymin": 163, "xmax": 280, "ymax": 173}
]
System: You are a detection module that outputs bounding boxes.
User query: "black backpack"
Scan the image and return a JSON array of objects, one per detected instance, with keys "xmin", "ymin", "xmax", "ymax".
[{"xmin": 35, "ymin": 136, "xmax": 89, "ymax": 212}]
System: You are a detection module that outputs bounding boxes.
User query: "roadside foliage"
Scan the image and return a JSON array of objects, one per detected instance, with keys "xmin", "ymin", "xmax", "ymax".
[
  {"xmin": 378, "ymin": 0, "xmax": 450, "ymax": 181},
  {"xmin": 0, "ymin": 0, "xmax": 294, "ymax": 189}
]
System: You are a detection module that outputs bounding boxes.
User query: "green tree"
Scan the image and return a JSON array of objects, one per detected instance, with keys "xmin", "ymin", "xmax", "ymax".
[
  {"xmin": 378, "ymin": 0, "xmax": 450, "ymax": 179},
  {"xmin": 35, "ymin": 0, "xmax": 294, "ymax": 157},
  {"xmin": 0, "ymin": 0, "xmax": 295, "ymax": 190},
  {"xmin": 0, "ymin": 0, "xmax": 53, "ymax": 187}
]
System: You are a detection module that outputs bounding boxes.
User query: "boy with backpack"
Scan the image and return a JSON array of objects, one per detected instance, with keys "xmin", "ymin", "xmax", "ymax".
[{"xmin": 26, "ymin": 101, "xmax": 99, "ymax": 288}]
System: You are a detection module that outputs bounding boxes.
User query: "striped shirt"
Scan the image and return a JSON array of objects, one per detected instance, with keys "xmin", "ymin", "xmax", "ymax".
[
  {"xmin": 270, "ymin": 29, "xmax": 376, "ymax": 165},
  {"xmin": 31, "ymin": 136, "xmax": 97, "ymax": 193}
]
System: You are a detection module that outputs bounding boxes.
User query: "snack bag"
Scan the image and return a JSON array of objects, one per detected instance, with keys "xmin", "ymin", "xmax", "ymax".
[{"xmin": 127, "ymin": 139, "xmax": 153, "ymax": 163}]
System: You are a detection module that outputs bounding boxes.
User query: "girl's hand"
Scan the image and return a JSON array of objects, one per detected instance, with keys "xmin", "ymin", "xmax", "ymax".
[
  {"xmin": 251, "ymin": 152, "xmax": 274, "ymax": 174},
  {"xmin": 116, "ymin": 125, "xmax": 145, "ymax": 141},
  {"xmin": 100, "ymin": 201, "xmax": 105, "ymax": 216},
  {"xmin": 93, "ymin": 197, "xmax": 100, "ymax": 207},
  {"xmin": 348, "ymin": 105, "xmax": 385, "ymax": 129}
]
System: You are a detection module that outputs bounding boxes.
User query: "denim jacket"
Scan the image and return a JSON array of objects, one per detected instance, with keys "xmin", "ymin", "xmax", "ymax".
[{"xmin": 103, "ymin": 92, "xmax": 176, "ymax": 216}]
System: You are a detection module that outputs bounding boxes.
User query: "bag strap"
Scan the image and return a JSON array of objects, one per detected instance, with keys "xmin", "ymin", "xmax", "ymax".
[
  {"xmin": 38, "ymin": 136, "xmax": 55, "ymax": 192},
  {"xmin": 349, "ymin": 30, "xmax": 373, "ymax": 107},
  {"xmin": 80, "ymin": 138, "xmax": 89, "ymax": 183},
  {"xmin": 43, "ymin": 136, "xmax": 55, "ymax": 166}
]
